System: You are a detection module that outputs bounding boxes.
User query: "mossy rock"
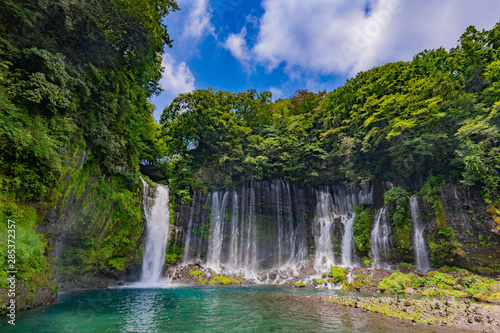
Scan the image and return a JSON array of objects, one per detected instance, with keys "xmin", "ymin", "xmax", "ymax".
[
  {"xmin": 329, "ymin": 266, "xmax": 347, "ymax": 284},
  {"xmin": 421, "ymin": 287, "xmax": 467, "ymax": 298},
  {"xmin": 473, "ymin": 292, "xmax": 500, "ymax": 304},
  {"xmin": 208, "ymin": 275, "xmax": 241, "ymax": 285},
  {"xmin": 378, "ymin": 271, "xmax": 415, "ymax": 294}
]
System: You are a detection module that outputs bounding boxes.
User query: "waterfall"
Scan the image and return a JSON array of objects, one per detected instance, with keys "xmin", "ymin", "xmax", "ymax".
[
  {"xmin": 341, "ymin": 215, "xmax": 355, "ymax": 267},
  {"xmin": 185, "ymin": 180, "xmax": 308, "ymax": 277},
  {"xmin": 183, "ymin": 180, "xmax": 377, "ymax": 279},
  {"xmin": 140, "ymin": 179, "xmax": 170, "ymax": 285},
  {"xmin": 274, "ymin": 180, "xmax": 283, "ymax": 266},
  {"xmin": 183, "ymin": 191, "xmax": 196, "ymax": 262},
  {"xmin": 292, "ymin": 183, "xmax": 308, "ymax": 263},
  {"xmin": 206, "ymin": 191, "xmax": 229, "ymax": 270},
  {"xmin": 409, "ymin": 195, "xmax": 431, "ymax": 270},
  {"xmin": 227, "ymin": 191, "xmax": 239, "ymax": 269},
  {"xmin": 313, "ymin": 190, "xmax": 337, "ymax": 271},
  {"xmin": 370, "ymin": 207, "xmax": 391, "ymax": 268},
  {"xmin": 332, "ymin": 184, "xmax": 372, "ymax": 267}
]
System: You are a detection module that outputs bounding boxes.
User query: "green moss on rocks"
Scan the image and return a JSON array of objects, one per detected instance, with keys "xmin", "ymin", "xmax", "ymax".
[
  {"xmin": 384, "ymin": 187, "xmax": 412, "ymax": 255},
  {"xmin": 329, "ymin": 266, "xmax": 347, "ymax": 284},
  {"xmin": 208, "ymin": 275, "xmax": 241, "ymax": 285},
  {"xmin": 0, "ymin": 195, "xmax": 54, "ymax": 314},
  {"xmin": 377, "ymin": 270, "xmax": 500, "ymax": 304},
  {"xmin": 353, "ymin": 204, "xmax": 371, "ymax": 254},
  {"xmin": 42, "ymin": 152, "xmax": 146, "ymax": 286},
  {"xmin": 378, "ymin": 271, "xmax": 414, "ymax": 294}
]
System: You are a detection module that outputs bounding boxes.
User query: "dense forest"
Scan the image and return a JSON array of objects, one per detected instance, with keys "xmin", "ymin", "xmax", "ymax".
[
  {"xmin": 0, "ymin": 0, "xmax": 179, "ymax": 303},
  {"xmin": 1, "ymin": 0, "xmax": 500, "ymax": 315},
  {"xmin": 160, "ymin": 23, "xmax": 500, "ymax": 204}
]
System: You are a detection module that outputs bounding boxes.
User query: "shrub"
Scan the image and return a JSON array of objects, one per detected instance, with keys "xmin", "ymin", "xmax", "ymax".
[
  {"xmin": 353, "ymin": 204, "xmax": 371, "ymax": 253},
  {"xmin": 208, "ymin": 274, "xmax": 241, "ymax": 285},
  {"xmin": 189, "ymin": 268, "xmax": 204, "ymax": 277},
  {"xmin": 384, "ymin": 187, "xmax": 412, "ymax": 254},
  {"xmin": 329, "ymin": 266, "xmax": 347, "ymax": 284},
  {"xmin": 378, "ymin": 271, "xmax": 415, "ymax": 294}
]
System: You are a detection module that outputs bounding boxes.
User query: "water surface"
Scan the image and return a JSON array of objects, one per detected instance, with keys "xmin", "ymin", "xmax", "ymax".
[{"xmin": 2, "ymin": 285, "xmax": 449, "ymax": 332}]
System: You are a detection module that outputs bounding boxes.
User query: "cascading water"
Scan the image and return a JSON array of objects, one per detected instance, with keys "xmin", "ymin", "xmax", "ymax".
[
  {"xmin": 182, "ymin": 180, "xmax": 384, "ymax": 280},
  {"xmin": 370, "ymin": 207, "xmax": 391, "ymax": 268},
  {"xmin": 409, "ymin": 195, "xmax": 431, "ymax": 270},
  {"xmin": 139, "ymin": 179, "xmax": 170, "ymax": 286},
  {"xmin": 332, "ymin": 184, "xmax": 373, "ymax": 267},
  {"xmin": 183, "ymin": 191, "xmax": 196, "ymax": 262},
  {"xmin": 341, "ymin": 215, "xmax": 355, "ymax": 267},
  {"xmin": 313, "ymin": 190, "xmax": 337, "ymax": 271},
  {"xmin": 206, "ymin": 191, "xmax": 229, "ymax": 270},
  {"xmin": 312, "ymin": 184, "xmax": 373, "ymax": 270},
  {"xmin": 184, "ymin": 180, "xmax": 308, "ymax": 278}
]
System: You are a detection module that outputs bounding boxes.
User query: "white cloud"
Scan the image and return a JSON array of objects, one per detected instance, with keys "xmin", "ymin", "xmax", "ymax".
[
  {"xmin": 159, "ymin": 53, "xmax": 195, "ymax": 97},
  {"xmin": 181, "ymin": 0, "xmax": 214, "ymax": 39},
  {"xmin": 223, "ymin": 27, "xmax": 253, "ymax": 72},
  {"xmin": 230, "ymin": 0, "xmax": 500, "ymax": 77},
  {"xmin": 268, "ymin": 86, "xmax": 283, "ymax": 99}
]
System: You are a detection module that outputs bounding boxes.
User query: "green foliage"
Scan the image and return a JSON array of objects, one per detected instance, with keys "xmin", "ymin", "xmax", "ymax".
[
  {"xmin": 315, "ymin": 278, "xmax": 324, "ymax": 285},
  {"xmin": 352, "ymin": 204, "xmax": 371, "ymax": 254},
  {"xmin": 108, "ymin": 257, "xmax": 126, "ymax": 271},
  {"xmin": 329, "ymin": 266, "xmax": 347, "ymax": 284},
  {"xmin": 384, "ymin": 187, "xmax": 412, "ymax": 254},
  {"xmin": 362, "ymin": 256, "xmax": 371, "ymax": 266},
  {"xmin": 0, "ymin": 0, "xmax": 179, "ymax": 201},
  {"xmin": 294, "ymin": 282, "xmax": 309, "ymax": 288},
  {"xmin": 427, "ymin": 271, "xmax": 457, "ymax": 289},
  {"xmin": 160, "ymin": 88, "xmax": 327, "ymax": 194},
  {"xmin": 52, "ymin": 156, "xmax": 146, "ymax": 276},
  {"xmin": 160, "ymin": 22, "xmax": 500, "ymax": 197},
  {"xmin": 420, "ymin": 175, "xmax": 444, "ymax": 206},
  {"xmin": 412, "ymin": 277, "xmax": 432, "ymax": 290},
  {"xmin": 0, "ymin": 0, "xmax": 181, "ymax": 304},
  {"xmin": 378, "ymin": 271, "xmax": 415, "ymax": 294},
  {"xmin": 208, "ymin": 274, "xmax": 241, "ymax": 285},
  {"xmin": 189, "ymin": 268, "xmax": 204, "ymax": 277},
  {"xmin": 421, "ymin": 176, "xmax": 463, "ymax": 266},
  {"xmin": 165, "ymin": 229, "xmax": 183, "ymax": 266},
  {"xmin": 0, "ymin": 194, "xmax": 52, "ymax": 293}
]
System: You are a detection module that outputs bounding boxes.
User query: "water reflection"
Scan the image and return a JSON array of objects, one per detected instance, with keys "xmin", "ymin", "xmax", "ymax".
[
  {"xmin": 122, "ymin": 289, "xmax": 162, "ymax": 332},
  {"xmin": 1, "ymin": 286, "xmax": 462, "ymax": 333}
]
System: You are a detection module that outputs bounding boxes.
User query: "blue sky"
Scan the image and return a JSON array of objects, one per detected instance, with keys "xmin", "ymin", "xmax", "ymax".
[{"xmin": 150, "ymin": 0, "xmax": 500, "ymax": 120}]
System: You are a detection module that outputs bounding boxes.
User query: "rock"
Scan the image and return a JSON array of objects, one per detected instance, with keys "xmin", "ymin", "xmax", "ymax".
[{"xmin": 405, "ymin": 287, "xmax": 415, "ymax": 294}]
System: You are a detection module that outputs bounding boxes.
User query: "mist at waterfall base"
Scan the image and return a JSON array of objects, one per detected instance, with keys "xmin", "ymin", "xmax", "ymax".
[{"xmin": 1, "ymin": 287, "xmax": 442, "ymax": 333}]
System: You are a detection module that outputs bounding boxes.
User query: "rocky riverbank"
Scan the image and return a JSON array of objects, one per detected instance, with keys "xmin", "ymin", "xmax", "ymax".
[{"xmin": 321, "ymin": 295, "xmax": 500, "ymax": 332}]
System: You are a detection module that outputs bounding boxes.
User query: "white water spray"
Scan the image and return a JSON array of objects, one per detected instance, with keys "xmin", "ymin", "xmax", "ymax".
[
  {"xmin": 139, "ymin": 179, "xmax": 170, "ymax": 286},
  {"xmin": 409, "ymin": 195, "xmax": 431, "ymax": 270}
]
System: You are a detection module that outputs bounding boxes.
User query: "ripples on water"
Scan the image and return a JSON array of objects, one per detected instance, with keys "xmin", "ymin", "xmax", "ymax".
[{"xmin": 1, "ymin": 286, "xmax": 450, "ymax": 332}]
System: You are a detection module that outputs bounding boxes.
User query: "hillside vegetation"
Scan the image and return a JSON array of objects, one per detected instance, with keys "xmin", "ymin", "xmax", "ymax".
[
  {"xmin": 0, "ymin": 0, "xmax": 178, "ymax": 311},
  {"xmin": 161, "ymin": 23, "xmax": 500, "ymax": 204}
]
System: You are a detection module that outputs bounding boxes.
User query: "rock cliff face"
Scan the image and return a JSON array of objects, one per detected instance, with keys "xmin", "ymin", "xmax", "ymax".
[
  {"xmin": 172, "ymin": 180, "xmax": 500, "ymax": 276},
  {"xmin": 1, "ymin": 145, "xmax": 150, "ymax": 315},
  {"xmin": 37, "ymin": 149, "xmax": 147, "ymax": 291},
  {"xmin": 420, "ymin": 183, "xmax": 500, "ymax": 274},
  {"xmin": 5, "ymin": 173, "xmax": 499, "ymax": 315}
]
